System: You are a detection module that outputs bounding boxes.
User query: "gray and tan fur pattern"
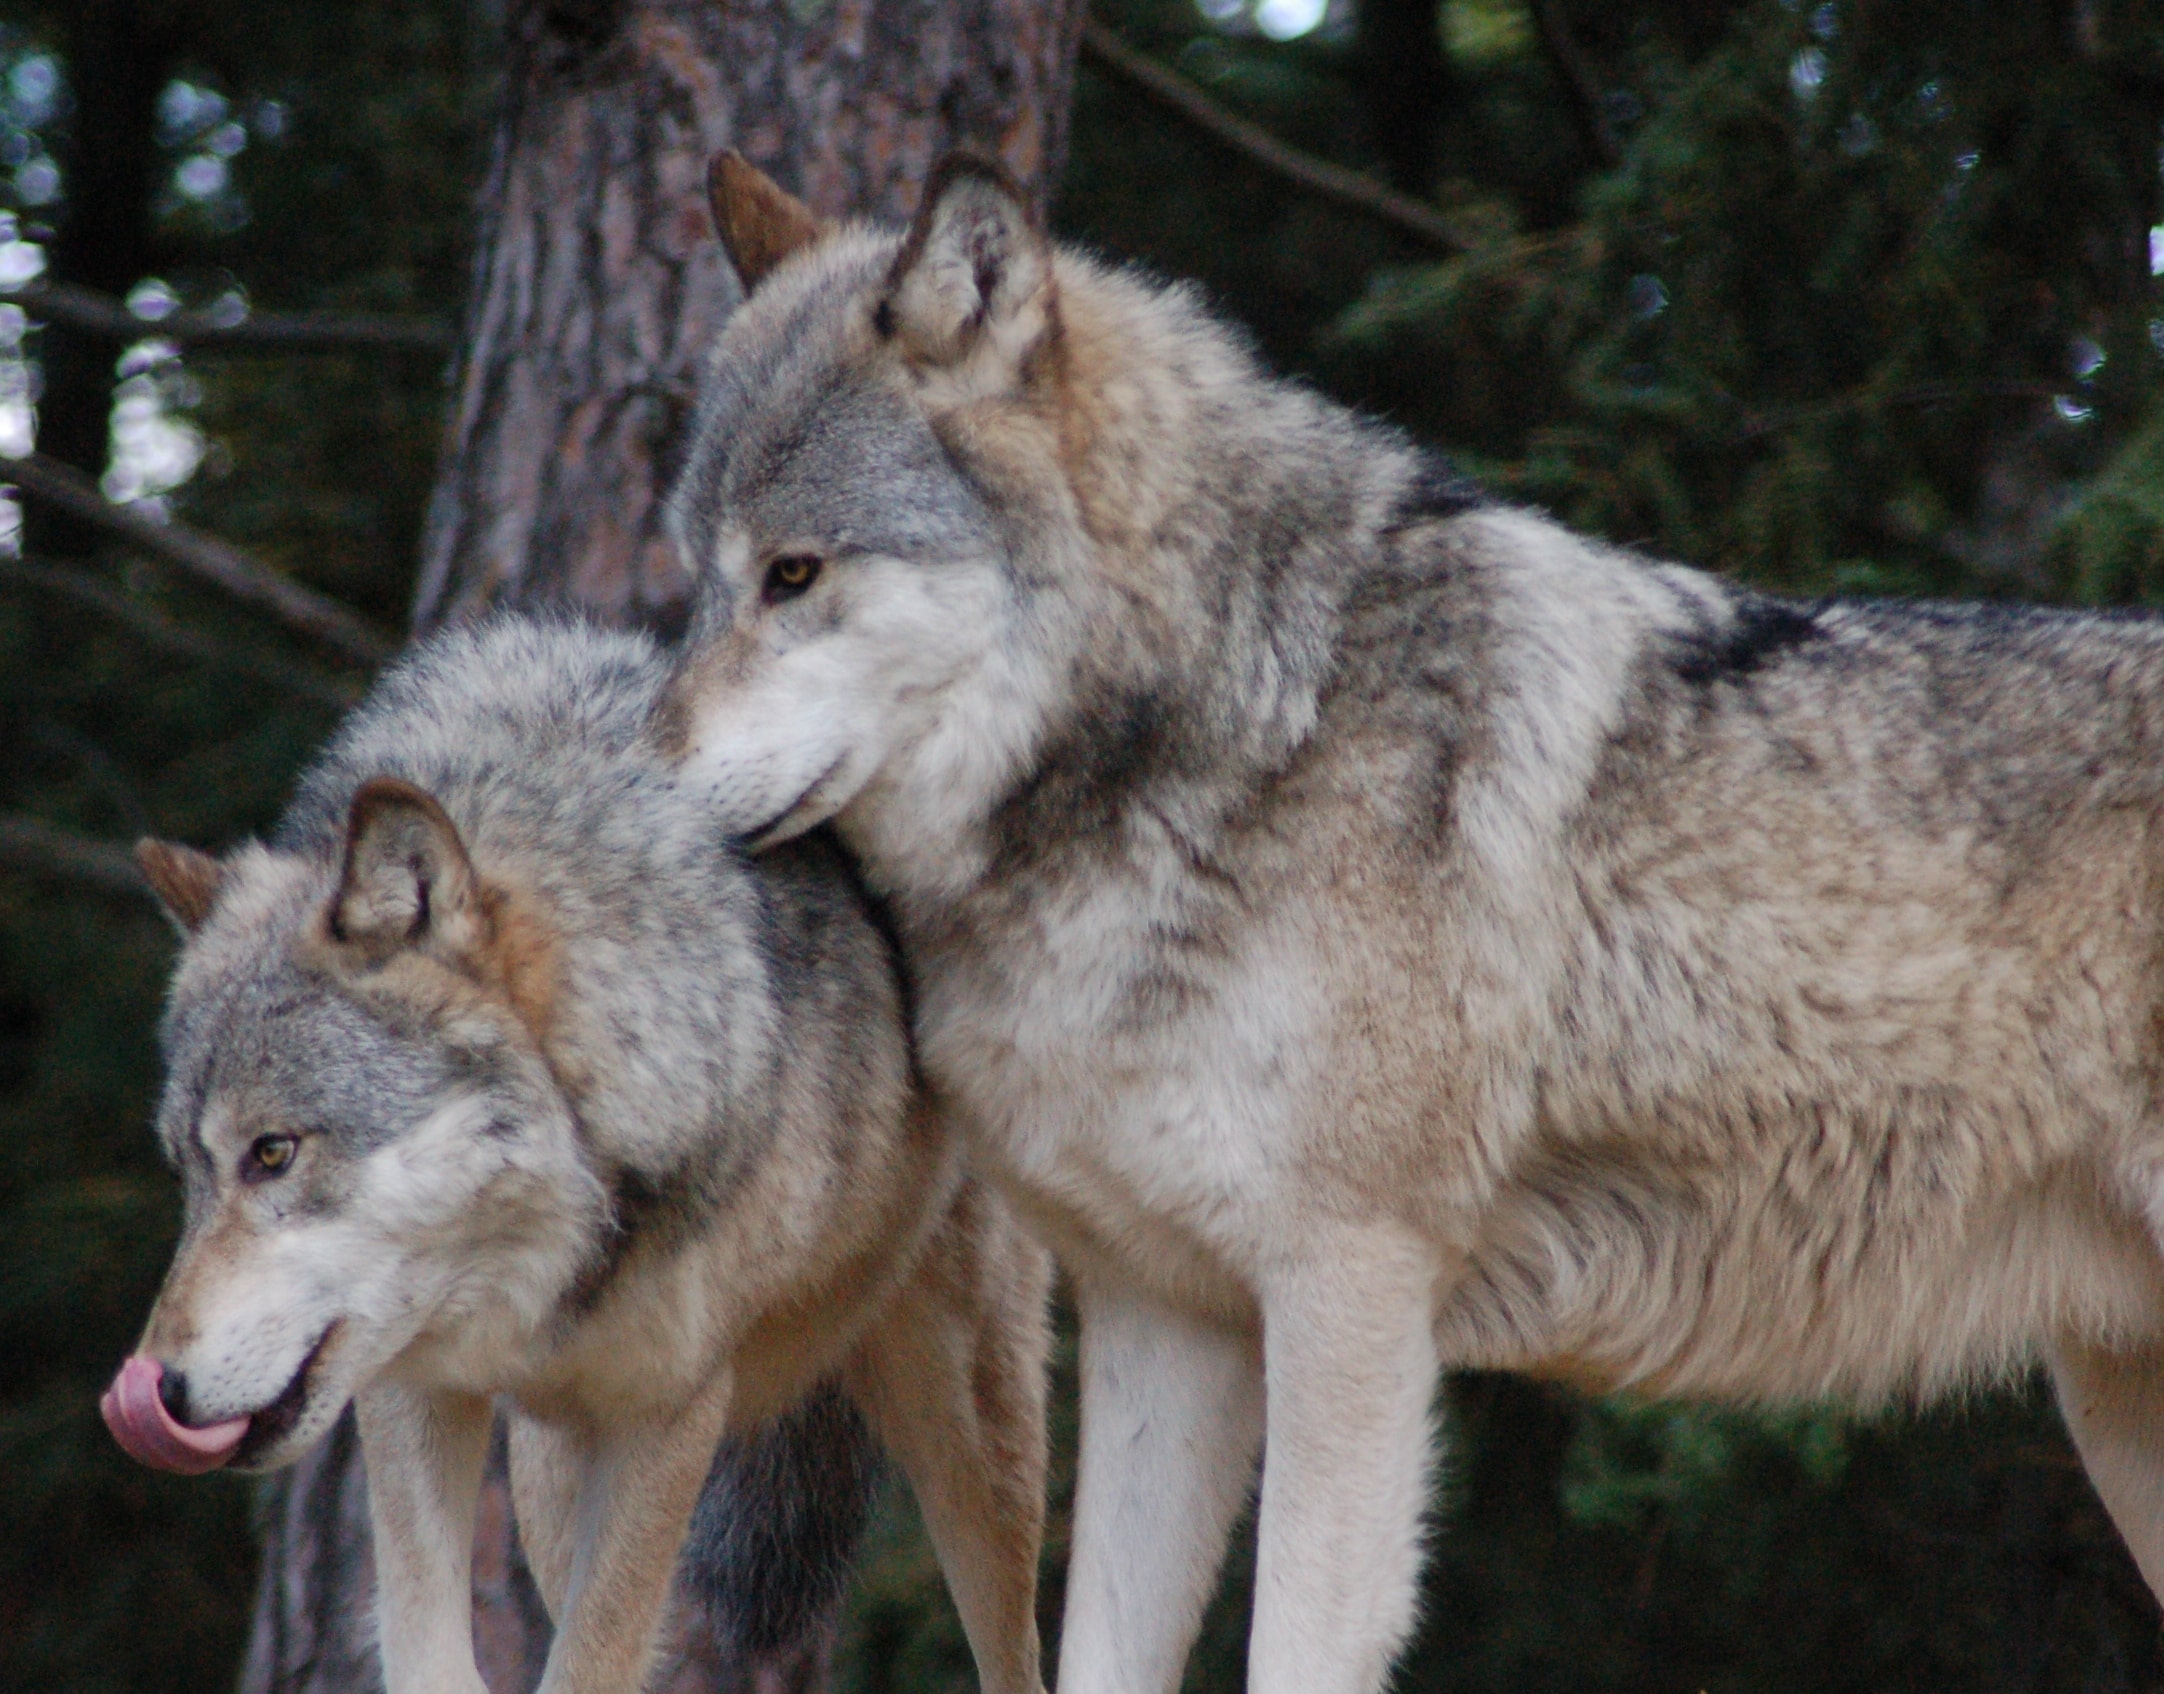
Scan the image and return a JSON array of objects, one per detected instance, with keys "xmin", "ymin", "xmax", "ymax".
[
  {"xmin": 660, "ymin": 153, "xmax": 2164, "ymax": 1694},
  {"xmin": 122, "ymin": 617, "xmax": 1051, "ymax": 1694}
]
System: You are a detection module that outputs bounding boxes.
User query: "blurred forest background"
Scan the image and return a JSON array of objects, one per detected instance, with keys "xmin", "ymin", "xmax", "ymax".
[{"xmin": 4, "ymin": 0, "xmax": 2164, "ymax": 1691}]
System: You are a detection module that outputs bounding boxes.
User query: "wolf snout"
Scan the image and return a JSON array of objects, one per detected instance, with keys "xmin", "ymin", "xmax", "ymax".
[{"xmin": 99, "ymin": 1354, "xmax": 248, "ymax": 1474}]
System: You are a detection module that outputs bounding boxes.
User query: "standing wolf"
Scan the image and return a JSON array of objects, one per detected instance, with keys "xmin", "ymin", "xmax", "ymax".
[
  {"xmin": 659, "ymin": 151, "xmax": 2164, "ymax": 1694},
  {"xmin": 102, "ymin": 618, "xmax": 1051, "ymax": 1694}
]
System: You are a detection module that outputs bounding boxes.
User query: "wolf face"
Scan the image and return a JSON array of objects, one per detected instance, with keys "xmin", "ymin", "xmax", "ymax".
[
  {"xmin": 660, "ymin": 159, "xmax": 1101, "ymax": 887},
  {"xmin": 106, "ymin": 788, "xmax": 599, "ymax": 1474}
]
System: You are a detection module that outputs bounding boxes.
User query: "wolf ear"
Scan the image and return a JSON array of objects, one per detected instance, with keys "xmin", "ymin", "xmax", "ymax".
[
  {"xmin": 329, "ymin": 777, "xmax": 481, "ymax": 958},
  {"xmin": 136, "ymin": 839, "xmax": 224, "ymax": 934},
  {"xmin": 708, "ymin": 151, "xmax": 826, "ymax": 291},
  {"xmin": 878, "ymin": 152, "xmax": 1058, "ymax": 389}
]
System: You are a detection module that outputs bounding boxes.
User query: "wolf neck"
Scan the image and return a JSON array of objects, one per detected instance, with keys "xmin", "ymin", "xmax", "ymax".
[{"xmin": 845, "ymin": 262, "xmax": 1437, "ymax": 933}]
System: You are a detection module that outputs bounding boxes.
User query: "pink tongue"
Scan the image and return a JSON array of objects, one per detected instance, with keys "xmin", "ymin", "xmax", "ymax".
[{"xmin": 99, "ymin": 1355, "xmax": 249, "ymax": 1475}]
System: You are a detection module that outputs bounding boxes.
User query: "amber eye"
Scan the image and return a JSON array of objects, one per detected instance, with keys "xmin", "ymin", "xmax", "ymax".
[
  {"xmin": 245, "ymin": 1133, "xmax": 299, "ymax": 1181},
  {"xmin": 762, "ymin": 553, "xmax": 823, "ymax": 605}
]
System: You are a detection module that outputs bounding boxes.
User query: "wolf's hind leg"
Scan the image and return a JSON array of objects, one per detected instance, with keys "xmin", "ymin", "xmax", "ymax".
[
  {"xmin": 845, "ymin": 1183, "xmax": 1053, "ymax": 1694},
  {"xmin": 1249, "ymin": 1228, "xmax": 1442, "ymax": 1694},
  {"xmin": 1055, "ymin": 1278, "xmax": 1266, "ymax": 1694},
  {"xmin": 354, "ymin": 1381, "xmax": 495, "ymax": 1694},
  {"xmin": 507, "ymin": 1412, "xmax": 586, "ymax": 1622},
  {"xmin": 2051, "ymin": 1335, "xmax": 2164, "ymax": 1603}
]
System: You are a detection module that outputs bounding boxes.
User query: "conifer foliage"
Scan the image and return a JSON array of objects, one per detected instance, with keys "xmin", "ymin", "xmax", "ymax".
[{"xmin": 5, "ymin": 2, "xmax": 2164, "ymax": 1691}]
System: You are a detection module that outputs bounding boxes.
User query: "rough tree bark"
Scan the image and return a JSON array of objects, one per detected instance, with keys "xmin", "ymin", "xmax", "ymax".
[
  {"xmin": 412, "ymin": 0, "xmax": 1084, "ymax": 631},
  {"xmin": 238, "ymin": 3, "xmax": 1084, "ymax": 1692}
]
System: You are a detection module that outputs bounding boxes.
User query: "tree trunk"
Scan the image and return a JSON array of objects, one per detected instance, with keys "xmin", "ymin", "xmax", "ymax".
[
  {"xmin": 412, "ymin": 0, "xmax": 1084, "ymax": 632},
  {"xmin": 27, "ymin": 0, "xmax": 177, "ymax": 555},
  {"xmin": 1352, "ymin": 0, "xmax": 1451, "ymax": 199},
  {"xmin": 239, "ymin": 3, "xmax": 1082, "ymax": 1691}
]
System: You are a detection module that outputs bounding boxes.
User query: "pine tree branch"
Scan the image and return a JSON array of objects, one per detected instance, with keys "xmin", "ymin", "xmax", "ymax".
[
  {"xmin": 1078, "ymin": 20, "xmax": 1474, "ymax": 253},
  {"xmin": 4, "ymin": 453, "xmax": 398, "ymax": 665},
  {"xmin": 0, "ymin": 812, "xmax": 147, "ymax": 901},
  {"xmin": 1527, "ymin": 0, "xmax": 1621, "ymax": 167},
  {"xmin": 3, "ymin": 279, "xmax": 453, "ymax": 354},
  {"xmin": 0, "ymin": 556, "xmax": 362, "ymax": 710}
]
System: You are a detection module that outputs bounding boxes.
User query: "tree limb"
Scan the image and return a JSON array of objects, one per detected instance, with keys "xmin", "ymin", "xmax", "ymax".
[
  {"xmin": 0, "ymin": 812, "xmax": 146, "ymax": 901},
  {"xmin": 4, "ymin": 453, "xmax": 398, "ymax": 665},
  {"xmin": 4, "ymin": 279, "xmax": 452, "ymax": 354},
  {"xmin": 1734, "ymin": 380, "xmax": 2064, "ymax": 442},
  {"xmin": 1527, "ymin": 0, "xmax": 1621, "ymax": 167},
  {"xmin": 0, "ymin": 556, "xmax": 362, "ymax": 710},
  {"xmin": 1078, "ymin": 20, "xmax": 1475, "ymax": 253}
]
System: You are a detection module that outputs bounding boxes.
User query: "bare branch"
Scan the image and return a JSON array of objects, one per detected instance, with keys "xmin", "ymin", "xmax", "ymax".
[
  {"xmin": 1078, "ymin": 21, "xmax": 1474, "ymax": 254},
  {"xmin": 4, "ymin": 279, "xmax": 452, "ymax": 354},
  {"xmin": 0, "ymin": 812, "xmax": 147, "ymax": 901},
  {"xmin": 1734, "ymin": 381, "xmax": 2063, "ymax": 442},
  {"xmin": 0, "ymin": 556, "xmax": 362, "ymax": 710},
  {"xmin": 4, "ymin": 453, "xmax": 398, "ymax": 665},
  {"xmin": 1527, "ymin": 0, "xmax": 1622, "ymax": 167}
]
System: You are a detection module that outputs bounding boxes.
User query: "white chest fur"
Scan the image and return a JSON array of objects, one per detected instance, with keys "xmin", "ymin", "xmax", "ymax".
[{"xmin": 914, "ymin": 874, "xmax": 1322, "ymax": 1319}]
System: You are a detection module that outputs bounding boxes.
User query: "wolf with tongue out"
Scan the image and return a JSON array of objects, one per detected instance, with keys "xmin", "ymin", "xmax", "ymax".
[
  {"xmin": 100, "ymin": 616, "xmax": 1052, "ymax": 1694},
  {"xmin": 104, "ymin": 1355, "xmax": 251, "ymax": 1472}
]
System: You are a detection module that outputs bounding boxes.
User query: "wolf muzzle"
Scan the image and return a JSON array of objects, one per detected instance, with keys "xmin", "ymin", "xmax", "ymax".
[{"xmin": 100, "ymin": 1355, "xmax": 248, "ymax": 1474}]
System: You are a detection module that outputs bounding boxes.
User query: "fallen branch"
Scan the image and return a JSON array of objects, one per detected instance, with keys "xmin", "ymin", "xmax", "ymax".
[
  {"xmin": 5, "ymin": 453, "xmax": 398, "ymax": 666},
  {"xmin": 1078, "ymin": 20, "xmax": 1474, "ymax": 254},
  {"xmin": 0, "ymin": 812, "xmax": 146, "ymax": 902},
  {"xmin": 4, "ymin": 279, "xmax": 452, "ymax": 354},
  {"xmin": 0, "ymin": 557, "xmax": 362, "ymax": 710}
]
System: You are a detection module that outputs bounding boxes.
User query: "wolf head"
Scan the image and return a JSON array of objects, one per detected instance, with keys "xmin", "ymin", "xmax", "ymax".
[
  {"xmin": 103, "ymin": 781, "xmax": 601, "ymax": 1474},
  {"xmin": 657, "ymin": 153, "xmax": 1392, "ymax": 894},
  {"xmin": 656, "ymin": 154, "xmax": 1079, "ymax": 886}
]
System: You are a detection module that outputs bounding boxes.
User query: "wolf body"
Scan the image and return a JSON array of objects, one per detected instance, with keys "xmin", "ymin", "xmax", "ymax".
[
  {"xmin": 658, "ymin": 154, "xmax": 2164, "ymax": 1694},
  {"xmin": 104, "ymin": 618, "xmax": 1051, "ymax": 1694}
]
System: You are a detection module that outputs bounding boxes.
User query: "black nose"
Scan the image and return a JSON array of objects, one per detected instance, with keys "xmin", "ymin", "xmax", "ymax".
[{"xmin": 157, "ymin": 1365, "xmax": 192, "ymax": 1426}]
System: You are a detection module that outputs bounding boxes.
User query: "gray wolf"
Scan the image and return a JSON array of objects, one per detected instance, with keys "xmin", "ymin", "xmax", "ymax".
[
  {"xmin": 658, "ymin": 150, "xmax": 2164, "ymax": 1694},
  {"xmin": 101, "ymin": 616, "xmax": 1052, "ymax": 1694}
]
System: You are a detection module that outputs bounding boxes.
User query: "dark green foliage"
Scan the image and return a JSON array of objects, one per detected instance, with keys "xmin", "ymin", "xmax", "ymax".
[{"xmin": 7, "ymin": 0, "xmax": 2164, "ymax": 1689}]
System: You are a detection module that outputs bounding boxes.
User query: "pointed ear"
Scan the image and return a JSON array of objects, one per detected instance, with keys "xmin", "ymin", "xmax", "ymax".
[
  {"xmin": 877, "ymin": 152, "xmax": 1059, "ymax": 387},
  {"xmin": 329, "ymin": 777, "xmax": 481, "ymax": 959},
  {"xmin": 135, "ymin": 839, "xmax": 224, "ymax": 934},
  {"xmin": 708, "ymin": 150, "xmax": 827, "ymax": 291}
]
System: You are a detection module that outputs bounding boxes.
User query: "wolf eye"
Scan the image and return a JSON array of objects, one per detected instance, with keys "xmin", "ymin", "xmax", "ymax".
[
  {"xmin": 761, "ymin": 553, "xmax": 823, "ymax": 605},
  {"xmin": 244, "ymin": 1133, "xmax": 300, "ymax": 1181}
]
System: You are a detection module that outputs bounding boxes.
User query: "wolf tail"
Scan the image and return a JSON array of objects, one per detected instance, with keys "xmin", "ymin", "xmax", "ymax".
[{"xmin": 678, "ymin": 1379, "xmax": 884, "ymax": 1662}]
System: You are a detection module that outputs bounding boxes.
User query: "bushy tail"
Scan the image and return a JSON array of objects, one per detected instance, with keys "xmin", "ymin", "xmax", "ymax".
[{"xmin": 677, "ymin": 1381, "xmax": 885, "ymax": 1658}]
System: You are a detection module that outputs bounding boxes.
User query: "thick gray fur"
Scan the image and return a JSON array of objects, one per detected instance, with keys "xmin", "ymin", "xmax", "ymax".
[{"xmin": 225, "ymin": 618, "xmax": 885, "ymax": 1655}]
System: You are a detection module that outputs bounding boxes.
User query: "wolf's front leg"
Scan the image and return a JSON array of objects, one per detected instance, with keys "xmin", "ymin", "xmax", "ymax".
[
  {"xmin": 845, "ymin": 1186, "xmax": 1054, "ymax": 1694},
  {"xmin": 505, "ymin": 1413, "xmax": 583, "ymax": 1621},
  {"xmin": 354, "ymin": 1380, "xmax": 495, "ymax": 1694},
  {"xmin": 535, "ymin": 1373, "xmax": 734, "ymax": 1694},
  {"xmin": 1247, "ymin": 1228, "xmax": 1442, "ymax": 1694},
  {"xmin": 1055, "ymin": 1279, "xmax": 1265, "ymax": 1694}
]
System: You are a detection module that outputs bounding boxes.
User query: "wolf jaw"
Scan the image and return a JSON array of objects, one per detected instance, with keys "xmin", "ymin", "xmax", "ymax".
[{"xmin": 663, "ymin": 152, "xmax": 2164, "ymax": 1694}]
